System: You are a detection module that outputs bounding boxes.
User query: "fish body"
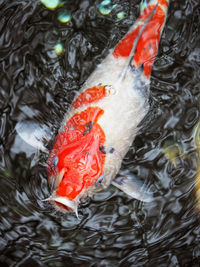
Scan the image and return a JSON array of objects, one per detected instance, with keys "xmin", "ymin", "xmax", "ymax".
[
  {"xmin": 16, "ymin": 0, "xmax": 169, "ymax": 214},
  {"xmin": 46, "ymin": 0, "xmax": 169, "ymax": 213}
]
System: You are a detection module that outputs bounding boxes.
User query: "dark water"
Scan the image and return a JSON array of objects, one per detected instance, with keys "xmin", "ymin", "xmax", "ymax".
[{"xmin": 0, "ymin": 0, "xmax": 200, "ymax": 266}]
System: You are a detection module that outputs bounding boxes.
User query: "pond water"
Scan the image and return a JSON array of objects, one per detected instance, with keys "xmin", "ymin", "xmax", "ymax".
[{"xmin": 0, "ymin": 0, "xmax": 200, "ymax": 266}]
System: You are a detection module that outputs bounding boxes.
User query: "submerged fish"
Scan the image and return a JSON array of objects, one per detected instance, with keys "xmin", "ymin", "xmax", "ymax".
[
  {"xmin": 193, "ymin": 120, "xmax": 200, "ymax": 210},
  {"xmin": 16, "ymin": 0, "xmax": 169, "ymax": 215}
]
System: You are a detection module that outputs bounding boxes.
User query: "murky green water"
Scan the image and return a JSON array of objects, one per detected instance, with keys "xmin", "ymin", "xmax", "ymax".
[{"xmin": 0, "ymin": 0, "xmax": 200, "ymax": 266}]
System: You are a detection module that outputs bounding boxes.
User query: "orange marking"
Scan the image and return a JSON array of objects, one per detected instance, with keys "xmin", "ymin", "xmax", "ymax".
[
  {"xmin": 159, "ymin": 0, "xmax": 168, "ymax": 8},
  {"xmin": 47, "ymin": 107, "xmax": 106, "ymax": 200},
  {"xmin": 134, "ymin": 6, "xmax": 165, "ymax": 77},
  {"xmin": 113, "ymin": 5, "xmax": 166, "ymax": 78},
  {"xmin": 139, "ymin": 5, "xmax": 156, "ymax": 21},
  {"xmin": 72, "ymin": 85, "xmax": 107, "ymax": 109},
  {"xmin": 113, "ymin": 26, "xmax": 141, "ymax": 58},
  {"xmin": 64, "ymin": 106, "xmax": 104, "ymax": 132}
]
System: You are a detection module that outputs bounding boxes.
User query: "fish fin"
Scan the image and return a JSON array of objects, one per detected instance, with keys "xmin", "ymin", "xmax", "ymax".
[
  {"xmin": 15, "ymin": 120, "xmax": 54, "ymax": 153},
  {"xmin": 119, "ymin": 3, "xmax": 158, "ymax": 81},
  {"xmin": 113, "ymin": 0, "xmax": 169, "ymax": 78},
  {"xmin": 112, "ymin": 170, "xmax": 153, "ymax": 202}
]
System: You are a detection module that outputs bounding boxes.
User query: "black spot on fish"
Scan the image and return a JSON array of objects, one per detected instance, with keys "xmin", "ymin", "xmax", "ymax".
[
  {"xmin": 149, "ymin": 43, "xmax": 152, "ymax": 50},
  {"xmin": 139, "ymin": 64, "xmax": 144, "ymax": 72},
  {"xmin": 46, "ymin": 138, "xmax": 55, "ymax": 151},
  {"xmin": 109, "ymin": 147, "xmax": 115, "ymax": 153},
  {"xmin": 85, "ymin": 121, "xmax": 94, "ymax": 129},
  {"xmin": 86, "ymin": 152, "xmax": 90, "ymax": 156},
  {"xmin": 99, "ymin": 146, "xmax": 106, "ymax": 154},
  {"xmin": 129, "ymin": 60, "xmax": 136, "ymax": 72},
  {"xmin": 83, "ymin": 121, "xmax": 94, "ymax": 135}
]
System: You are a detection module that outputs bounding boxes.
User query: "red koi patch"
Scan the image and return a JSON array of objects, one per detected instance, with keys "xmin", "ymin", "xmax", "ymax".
[
  {"xmin": 47, "ymin": 107, "xmax": 106, "ymax": 200},
  {"xmin": 72, "ymin": 85, "xmax": 107, "ymax": 109},
  {"xmin": 113, "ymin": 5, "xmax": 166, "ymax": 78},
  {"xmin": 159, "ymin": 0, "xmax": 168, "ymax": 8}
]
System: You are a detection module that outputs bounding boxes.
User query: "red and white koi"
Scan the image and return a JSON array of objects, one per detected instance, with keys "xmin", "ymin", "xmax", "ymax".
[{"xmin": 16, "ymin": 0, "xmax": 169, "ymax": 215}]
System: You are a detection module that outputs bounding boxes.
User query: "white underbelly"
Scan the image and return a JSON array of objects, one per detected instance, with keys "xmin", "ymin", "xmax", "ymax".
[{"xmin": 84, "ymin": 54, "xmax": 149, "ymax": 156}]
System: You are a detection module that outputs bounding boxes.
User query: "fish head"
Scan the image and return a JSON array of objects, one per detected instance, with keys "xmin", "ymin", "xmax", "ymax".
[{"xmin": 46, "ymin": 122, "xmax": 106, "ymax": 214}]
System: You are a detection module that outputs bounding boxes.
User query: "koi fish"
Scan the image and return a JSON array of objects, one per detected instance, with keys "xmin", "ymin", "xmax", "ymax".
[{"xmin": 16, "ymin": 0, "xmax": 169, "ymax": 215}]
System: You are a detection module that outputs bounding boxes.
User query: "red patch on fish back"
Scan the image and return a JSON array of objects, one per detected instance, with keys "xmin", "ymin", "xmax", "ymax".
[
  {"xmin": 64, "ymin": 106, "xmax": 104, "ymax": 132},
  {"xmin": 72, "ymin": 85, "xmax": 107, "ymax": 109},
  {"xmin": 47, "ymin": 107, "xmax": 106, "ymax": 200},
  {"xmin": 159, "ymin": 0, "xmax": 168, "ymax": 8},
  {"xmin": 139, "ymin": 5, "xmax": 157, "ymax": 21},
  {"xmin": 135, "ymin": 6, "xmax": 165, "ymax": 77},
  {"xmin": 113, "ymin": 5, "xmax": 166, "ymax": 78},
  {"xmin": 113, "ymin": 26, "xmax": 141, "ymax": 58}
]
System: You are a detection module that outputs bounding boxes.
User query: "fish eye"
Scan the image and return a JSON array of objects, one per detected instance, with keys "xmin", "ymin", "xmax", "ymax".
[
  {"xmin": 53, "ymin": 156, "xmax": 59, "ymax": 169},
  {"xmin": 96, "ymin": 175, "xmax": 104, "ymax": 185}
]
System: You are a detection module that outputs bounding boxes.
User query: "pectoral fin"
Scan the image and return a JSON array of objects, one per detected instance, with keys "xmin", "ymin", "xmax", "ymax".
[
  {"xmin": 112, "ymin": 170, "xmax": 153, "ymax": 202},
  {"xmin": 15, "ymin": 120, "xmax": 54, "ymax": 153}
]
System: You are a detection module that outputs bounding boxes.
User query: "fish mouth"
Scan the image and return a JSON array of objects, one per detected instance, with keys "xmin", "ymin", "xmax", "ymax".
[
  {"xmin": 47, "ymin": 171, "xmax": 79, "ymax": 217},
  {"xmin": 48, "ymin": 195, "xmax": 79, "ymax": 217}
]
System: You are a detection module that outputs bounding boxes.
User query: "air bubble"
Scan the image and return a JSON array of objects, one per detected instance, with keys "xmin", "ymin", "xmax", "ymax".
[
  {"xmin": 58, "ymin": 10, "xmax": 71, "ymax": 23},
  {"xmin": 98, "ymin": 0, "xmax": 117, "ymax": 15},
  {"xmin": 105, "ymin": 85, "xmax": 116, "ymax": 96},
  {"xmin": 162, "ymin": 141, "xmax": 185, "ymax": 168},
  {"xmin": 40, "ymin": 0, "xmax": 60, "ymax": 10},
  {"xmin": 117, "ymin": 11, "xmax": 125, "ymax": 20},
  {"xmin": 54, "ymin": 43, "xmax": 63, "ymax": 55}
]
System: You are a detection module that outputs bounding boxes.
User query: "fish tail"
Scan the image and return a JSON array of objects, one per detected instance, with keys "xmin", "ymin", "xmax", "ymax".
[{"xmin": 113, "ymin": 0, "xmax": 169, "ymax": 78}]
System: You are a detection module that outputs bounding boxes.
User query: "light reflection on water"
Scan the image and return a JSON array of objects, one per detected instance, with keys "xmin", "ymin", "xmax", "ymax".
[{"xmin": 0, "ymin": 0, "xmax": 200, "ymax": 266}]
